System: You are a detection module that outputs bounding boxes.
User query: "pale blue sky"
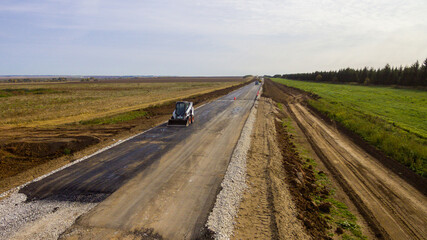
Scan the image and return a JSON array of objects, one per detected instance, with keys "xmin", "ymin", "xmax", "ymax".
[{"xmin": 1, "ymin": 0, "xmax": 426, "ymax": 75}]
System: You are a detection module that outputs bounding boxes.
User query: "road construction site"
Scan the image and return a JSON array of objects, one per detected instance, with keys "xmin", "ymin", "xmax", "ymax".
[
  {"xmin": 1, "ymin": 79, "xmax": 426, "ymax": 240},
  {"xmin": 1, "ymin": 82, "xmax": 261, "ymax": 239},
  {"xmin": 0, "ymin": 77, "xmax": 248, "ymax": 192}
]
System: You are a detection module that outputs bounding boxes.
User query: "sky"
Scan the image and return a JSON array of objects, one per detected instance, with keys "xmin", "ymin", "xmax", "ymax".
[{"xmin": 1, "ymin": 0, "xmax": 426, "ymax": 76}]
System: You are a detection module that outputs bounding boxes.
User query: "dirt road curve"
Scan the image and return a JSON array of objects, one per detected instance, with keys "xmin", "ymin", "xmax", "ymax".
[
  {"xmin": 264, "ymin": 79, "xmax": 427, "ymax": 240},
  {"xmin": 18, "ymin": 83, "xmax": 260, "ymax": 239}
]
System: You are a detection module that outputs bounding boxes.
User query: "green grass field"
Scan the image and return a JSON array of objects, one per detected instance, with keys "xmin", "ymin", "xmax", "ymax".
[{"xmin": 272, "ymin": 78, "xmax": 427, "ymax": 176}]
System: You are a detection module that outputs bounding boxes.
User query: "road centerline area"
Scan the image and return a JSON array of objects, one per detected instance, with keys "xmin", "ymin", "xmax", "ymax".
[{"xmin": 18, "ymin": 82, "xmax": 260, "ymax": 239}]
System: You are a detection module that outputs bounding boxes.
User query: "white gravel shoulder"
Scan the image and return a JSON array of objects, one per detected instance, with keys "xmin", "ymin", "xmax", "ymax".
[
  {"xmin": 0, "ymin": 192, "xmax": 99, "ymax": 240},
  {"xmin": 206, "ymin": 86, "xmax": 261, "ymax": 240},
  {"xmin": 0, "ymin": 130, "xmax": 153, "ymax": 240}
]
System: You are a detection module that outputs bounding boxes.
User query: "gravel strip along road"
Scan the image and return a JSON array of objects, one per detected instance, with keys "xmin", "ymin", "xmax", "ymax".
[
  {"xmin": 205, "ymin": 85, "xmax": 260, "ymax": 239},
  {"xmin": 0, "ymin": 193, "xmax": 103, "ymax": 240},
  {"xmin": 263, "ymin": 78, "xmax": 427, "ymax": 240},
  {"xmin": 0, "ymin": 82, "xmax": 261, "ymax": 240}
]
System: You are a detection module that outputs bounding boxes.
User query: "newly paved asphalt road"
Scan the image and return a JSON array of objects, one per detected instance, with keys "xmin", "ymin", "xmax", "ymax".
[{"xmin": 21, "ymin": 82, "xmax": 260, "ymax": 239}]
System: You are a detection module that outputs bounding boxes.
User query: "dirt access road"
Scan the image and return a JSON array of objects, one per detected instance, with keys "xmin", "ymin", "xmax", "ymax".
[
  {"xmin": 17, "ymin": 83, "xmax": 260, "ymax": 239},
  {"xmin": 263, "ymin": 79, "xmax": 427, "ymax": 240}
]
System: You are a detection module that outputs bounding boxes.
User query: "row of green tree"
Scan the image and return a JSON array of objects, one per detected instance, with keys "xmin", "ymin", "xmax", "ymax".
[
  {"xmin": 277, "ymin": 58, "xmax": 427, "ymax": 86},
  {"xmin": 80, "ymin": 77, "xmax": 98, "ymax": 82}
]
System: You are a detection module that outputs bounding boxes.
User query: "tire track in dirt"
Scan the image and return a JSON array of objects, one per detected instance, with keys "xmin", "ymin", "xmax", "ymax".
[
  {"xmin": 292, "ymin": 103, "xmax": 425, "ymax": 237},
  {"xmin": 288, "ymin": 103, "xmax": 389, "ymax": 239},
  {"xmin": 263, "ymin": 79, "xmax": 427, "ymax": 240},
  {"xmin": 291, "ymin": 103, "xmax": 426, "ymax": 239}
]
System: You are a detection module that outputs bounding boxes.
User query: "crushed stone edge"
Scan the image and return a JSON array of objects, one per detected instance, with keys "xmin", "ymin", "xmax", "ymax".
[{"xmin": 206, "ymin": 86, "xmax": 262, "ymax": 240}]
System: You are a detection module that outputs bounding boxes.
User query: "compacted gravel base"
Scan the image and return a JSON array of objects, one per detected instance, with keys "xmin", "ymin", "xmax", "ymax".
[
  {"xmin": 0, "ymin": 132, "xmax": 138, "ymax": 240},
  {"xmin": 206, "ymin": 89, "xmax": 260, "ymax": 239},
  {"xmin": 0, "ymin": 191, "xmax": 105, "ymax": 240}
]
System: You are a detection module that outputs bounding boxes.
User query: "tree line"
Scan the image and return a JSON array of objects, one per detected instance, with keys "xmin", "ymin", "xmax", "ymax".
[
  {"xmin": 276, "ymin": 58, "xmax": 427, "ymax": 86},
  {"xmin": 5, "ymin": 77, "xmax": 68, "ymax": 83}
]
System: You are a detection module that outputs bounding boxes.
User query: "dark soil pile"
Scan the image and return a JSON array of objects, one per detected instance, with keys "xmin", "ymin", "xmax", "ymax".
[{"xmin": 274, "ymin": 118, "xmax": 332, "ymax": 240}]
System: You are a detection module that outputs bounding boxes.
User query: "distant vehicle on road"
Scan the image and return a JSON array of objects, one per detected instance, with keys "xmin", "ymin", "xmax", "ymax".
[{"xmin": 168, "ymin": 101, "xmax": 194, "ymax": 126}]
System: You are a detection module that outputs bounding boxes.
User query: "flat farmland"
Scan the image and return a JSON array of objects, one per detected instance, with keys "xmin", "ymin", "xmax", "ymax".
[
  {"xmin": 272, "ymin": 78, "xmax": 427, "ymax": 176},
  {"xmin": 0, "ymin": 78, "xmax": 243, "ymax": 127}
]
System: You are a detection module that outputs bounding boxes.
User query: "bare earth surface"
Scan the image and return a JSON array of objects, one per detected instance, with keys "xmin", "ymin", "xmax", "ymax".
[
  {"xmin": 2, "ymin": 83, "xmax": 260, "ymax": 240},
  {"xmin": 264, "ymin": 79, "xmax": 427, "ymax": 240},
  {"xmin": 278, "ymin": 100, "xmax": 376, "ymax": 239},
  {"xmin": 233, "ymin": 97, "xmax": 308, "ymax": 240}
]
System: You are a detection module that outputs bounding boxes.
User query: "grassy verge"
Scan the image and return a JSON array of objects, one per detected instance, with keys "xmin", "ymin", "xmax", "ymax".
[
  {"xmin": 272, "ymin": 78, "xmax": 427, "ymax": 177},
  {"xmin": 79, "ymin": 109, "xmax": 149, "ymax": 125},
  {"xmin": 305, "ymin": 158, "xmax": 366, "ymax": 239}
]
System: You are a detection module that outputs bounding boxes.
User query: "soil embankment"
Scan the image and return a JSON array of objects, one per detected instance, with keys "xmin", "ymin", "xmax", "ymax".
[{"xmin": 263, "ymin": 78, "xmax": 427, "ymax": 240}]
